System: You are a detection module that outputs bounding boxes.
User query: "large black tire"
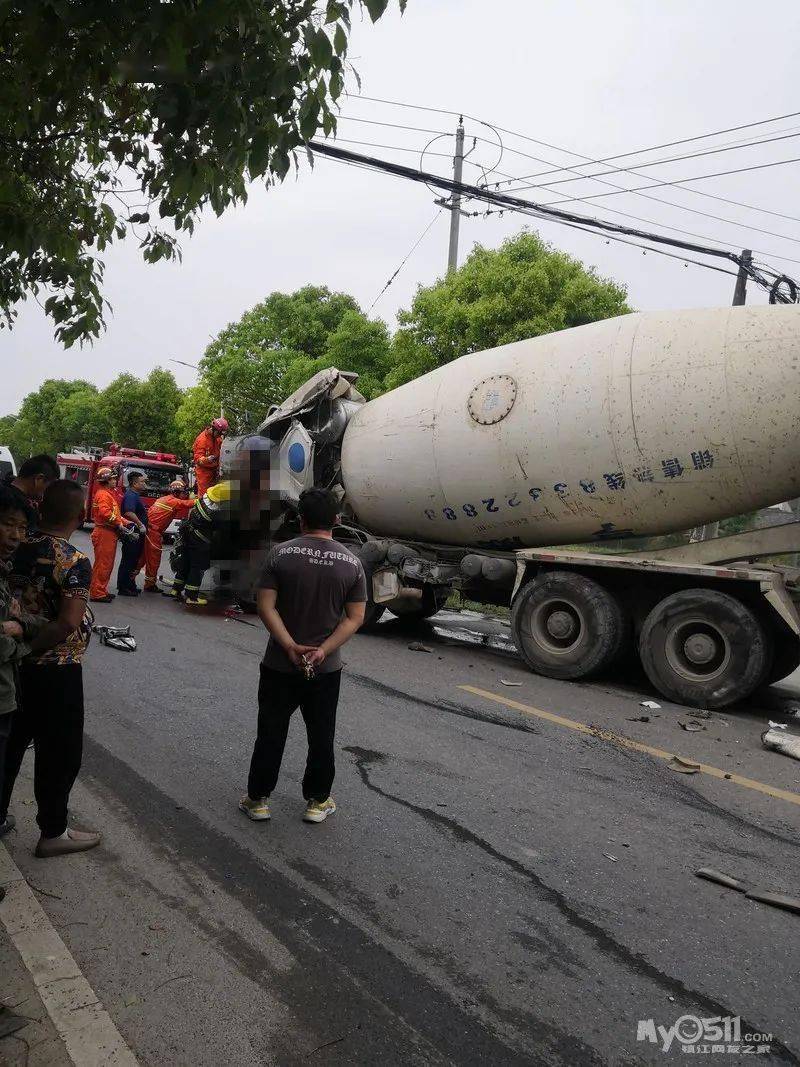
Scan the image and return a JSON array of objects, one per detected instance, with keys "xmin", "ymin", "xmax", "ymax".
[
  {"xmin": 764, "ymin": 626, "xmax": 800, "ymax": 686},
  {"xmin": 639, "ymin": 588, "xmax": 771, "ymax": 709},
  {"xmin": 511, "ymin": 571, "xmax": 627, "ymax": 681}
]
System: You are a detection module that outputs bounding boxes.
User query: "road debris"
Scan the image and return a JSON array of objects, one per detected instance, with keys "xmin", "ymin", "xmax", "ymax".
[
  {"xmin": 692, "ymin": 708, "xmax": 712, "ymax": 719},
  {"xmin": 407, "ymin": 642, "xmax": 433, "ymax": 653},
  {"xmin": 679, "ymin": 720, "xmax": 705, "ymax": 732},
  {"xmin": 93, "ymin": 624, "xmax": 136, "ymax": 651},
  {"xmin": 500, "ymin": 679, "xmax": 523, "ymax": 687},
  {"xmin": 603, "ymin": 853, "xmax": 617, "ymax": 862},
  {"xmin": 639, "ymin": 700, "xmax": 661, "ymax": 710},
  {"xmin": 223, "ymin": 608, "xmax": 257, "ymax": 627},
  {"xmin": 745, "ymin": 889, "xmax": 800, "ymax": 915},
  {"xmin": 768, "ymin": 721, "xmax": 788, "ymax": 730},
  {"xmin": 762, "ymin": 727, "xmax": 800, "ymax": 761},
  {"xmin": 667, "ymin": 756, "xmax": 701, "ymax": 774},
  {"xmin": 627, "ymin": 715, "xmax": 650, "ymax": 723},
  {"xmin": 696, "ymin": 867, "xmax": 747, "ymax": 892},
  {"xmin": 696, "ymin": 868, "xmax": 800, "ymax": 917}
]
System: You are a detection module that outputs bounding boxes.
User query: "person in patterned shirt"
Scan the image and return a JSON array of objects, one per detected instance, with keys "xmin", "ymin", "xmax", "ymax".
[{"xmin": 1, "ymin": 479, "xmax": 101, "ymax": 858}]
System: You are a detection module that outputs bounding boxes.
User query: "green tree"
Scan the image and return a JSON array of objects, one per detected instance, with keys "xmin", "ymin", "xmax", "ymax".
[
  {"xmin": 0, "ymin": 1, "xmax": 403, "ymax": 347},
  {"xmin": 101, "ymin": 368, "xmax": 183, "ymax": 454},
  {"xmin": 200, "ymin": 285, "xmax": 387, "ymax": 429},
  {"xmin": 281, "ymin": 309, "xmax": 391, "ymax": 398},
  {"xmin": 6, "ymin": 379, "xmax": 98, "ymax": 457},
  {"xmin": 388, "ymin": 230, "xmax": 631, "ymax": 387},
  {"xmin": 174, "ymin": 384, "xmax": 218, "ymax": 452},
  {"xmin": 53, "ymin": 387, "xmax": 112, "ymax": 450}
]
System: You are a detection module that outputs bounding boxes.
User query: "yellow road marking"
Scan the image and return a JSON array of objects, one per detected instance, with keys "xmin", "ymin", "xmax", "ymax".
[{"xmin": 459, "ymin": 685, "xmax": 800, "ymax": 809}]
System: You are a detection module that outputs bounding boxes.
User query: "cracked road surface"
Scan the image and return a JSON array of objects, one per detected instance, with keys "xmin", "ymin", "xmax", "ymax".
[{"xmin": 3, "ymin": 532, "xmax": 800, "ymax": 1065}]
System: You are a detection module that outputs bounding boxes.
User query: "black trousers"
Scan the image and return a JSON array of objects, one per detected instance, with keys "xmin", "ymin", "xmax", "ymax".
[
  {"xmin": 172, "ymin": 530, "xmax": 211, "ymax": 595},
  {"xmin": 0, "ymin": 712, "xmax": 10, "ymax": 824},
  {"xmin": 248, "ymin": 666, "xmax": 341, "ymax": 802},
  {"xmin": 0, "ymin": 664, "xmax": 84, "ymax": 838},
  {"xmin": 117, "ymin": 535, "xmax": 142, "ymax": 593}
]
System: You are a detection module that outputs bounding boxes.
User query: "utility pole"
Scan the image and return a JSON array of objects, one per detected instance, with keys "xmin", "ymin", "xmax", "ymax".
[
  {"xmin": 732, "ymin": 249, "xmax": 752, "ymax": 306},
  {"xmin": 447, "ymin": 118, "xmax": 465, "ymax": 274}
]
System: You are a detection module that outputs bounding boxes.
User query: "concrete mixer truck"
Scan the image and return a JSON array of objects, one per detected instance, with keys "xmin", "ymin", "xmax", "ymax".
[{"xmin": 220, "ymin": 305, "xmax": 800, "ymax": 710}]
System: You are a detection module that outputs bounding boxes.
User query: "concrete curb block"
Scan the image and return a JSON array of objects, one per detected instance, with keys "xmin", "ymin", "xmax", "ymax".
[{"xmin": 0, "ymin": 844, "xmax": 139, "ymax": 1067}]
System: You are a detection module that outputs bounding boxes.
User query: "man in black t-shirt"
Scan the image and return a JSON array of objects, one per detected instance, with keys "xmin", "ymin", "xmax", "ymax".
[
  {"xmin": 240, "ymin": 488, "xmax": 366, "ymax": 825},
  {"xmin": 3, "ymin": 454, "xmax": 59, "ymax": 532}
]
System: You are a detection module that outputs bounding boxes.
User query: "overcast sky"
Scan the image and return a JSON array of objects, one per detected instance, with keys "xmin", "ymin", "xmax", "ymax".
[{"xmin": 4, "ymin": 0, "xmax": 800, "ymax": 412}]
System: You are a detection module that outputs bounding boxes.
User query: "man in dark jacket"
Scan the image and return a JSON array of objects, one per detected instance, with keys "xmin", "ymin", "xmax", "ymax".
[{"xmin": 117, "ymin": 471, "xmax": 148, "ymax": 596}]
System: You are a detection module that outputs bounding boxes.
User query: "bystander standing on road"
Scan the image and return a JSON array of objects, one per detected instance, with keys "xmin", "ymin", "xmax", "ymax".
[
  {"xmin": 118, "ymin": 471, "xmax": 148, "ymax": 597},
  {"xmin": 0, "ymin": 487, "xmax": 46, "ymax": 848},
  {"xmin": 240, "ymin": 488, "xmax": 366, "ymax": 825},
  {"xmin": 1, "ymin": 480, "xmax": 100, "ymax": 858},
  {"xmin": 89, "ymin": 467, "xmax": 134, "ymax": 603},
  {"xmin": 3, "ymin": 453, "xmax": 59, "ymax": 529}
]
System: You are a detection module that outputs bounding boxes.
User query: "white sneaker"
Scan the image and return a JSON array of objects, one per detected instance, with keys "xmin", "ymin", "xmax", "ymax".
[
  {"xmin": 303, "ymin": 797, "xmax": 336, "ymax": 823},
  {"xmin": 239, "ymin": 796, "xmax": 271, "ymax": 821}
]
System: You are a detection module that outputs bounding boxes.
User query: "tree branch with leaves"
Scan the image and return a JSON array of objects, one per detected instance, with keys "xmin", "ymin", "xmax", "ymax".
[{"xmin": 0, "ymin": 0, "xmax": 404, "ymax": 346}]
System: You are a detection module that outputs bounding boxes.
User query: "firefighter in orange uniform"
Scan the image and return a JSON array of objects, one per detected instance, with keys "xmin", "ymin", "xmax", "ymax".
[
  {"xmin": 89, "ymin": 468, "xmax": 135, "ymax": 603},
  {"xmin": 192, "ymin": 418, "xmax": 228, "ymax": 497},
  {"xmin": 142, "ymin": 479, "xmax": 194, "ymax": 592}
]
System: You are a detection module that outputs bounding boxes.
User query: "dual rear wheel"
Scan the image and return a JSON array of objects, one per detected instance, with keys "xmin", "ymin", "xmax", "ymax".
[{"xmin": 511, "ymin": 571, "xmax": 781, "ymax": 708}]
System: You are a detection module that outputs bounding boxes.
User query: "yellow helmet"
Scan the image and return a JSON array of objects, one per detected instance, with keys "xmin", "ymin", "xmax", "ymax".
[{"xmin": 96, "ymin": 467, "xmax": 114, "ymax": 481}]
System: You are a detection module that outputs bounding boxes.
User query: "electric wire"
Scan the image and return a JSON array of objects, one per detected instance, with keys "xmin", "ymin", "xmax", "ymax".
[
  {"xmin": 496, "ymin": 123, "xmax": 800, "ymax": 183},
  {"xmin": 344, "ymin": 93, "xmax": 800, "ymax": 162},
  {"xmin": 368, "ymin": 209, "xmax": 444, "ymax": 311},
  {"xmin": 327, "ymin": 132, "xmax": 800, "ymax": 266},
  {"xmin": 344, "ymin": 92, "xmax": 800, "ymax": 227},
  {"xmin": 510, "ymin": 130, "xmax": 800, "ymax": 190},
  {"xmin": 308, "ymin": 141, "xmax": 794, "ymax": 300}
]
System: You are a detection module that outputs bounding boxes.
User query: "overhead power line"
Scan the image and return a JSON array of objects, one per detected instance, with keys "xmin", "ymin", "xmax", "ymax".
[
  {"xmin": 345, "ymin": 93, "xmax": 800, "ymax": 163},
  {"xmin": 344, "ymin": 92, "xmax": 800, "ymax": 227},
  {"xmin": 543, "ymin": 154, "xmax": 800, "ymax": 202},
  {"xmin": 308, "ymin": 140, "xmax": 794, "ymax": 299},
  {"xmin": 324, "ymin": 130, "xmax": 800, "ymax": 268},
  {"xmin": 534, "ymin": 109, "xmax": 800, "ymax": 170},
  {"xmin": 509, "ymin": 130, "xmax": 800, "ymax": 191},
  {"xmin": 337, "ymin": 115, "xmax": 451, "ymax": 138}
]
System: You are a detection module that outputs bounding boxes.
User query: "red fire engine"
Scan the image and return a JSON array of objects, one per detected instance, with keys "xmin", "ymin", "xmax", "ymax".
[{"xmin": 57, "ymin": 445, "xmax": 188, "ymax": 524}]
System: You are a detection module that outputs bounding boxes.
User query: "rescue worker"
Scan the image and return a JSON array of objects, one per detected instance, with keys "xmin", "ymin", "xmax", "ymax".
[
  {"xmin": 142, "ymin": 479, "xmax": 194, "ymax": 592},
  {"xmin": 88, "ymin": 468, "xmax": 135, "ymax": 603},
  {"xmin": 192, "ymin": 418, "xmax": 228, "ymax": 497},
  {"xmin": 166, "ymin": 479, "xmax": 233, "ymax": 606}
]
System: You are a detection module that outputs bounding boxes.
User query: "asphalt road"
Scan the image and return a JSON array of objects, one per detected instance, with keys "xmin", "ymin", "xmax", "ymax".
[{"xmin": 4, "ymin": 530, "xmax": 800, "ymax": 1066}]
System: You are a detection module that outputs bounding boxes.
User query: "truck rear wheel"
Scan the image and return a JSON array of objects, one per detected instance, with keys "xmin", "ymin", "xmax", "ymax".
[
  {"xmin": 639, "ymin": 589, "xmax": 771, "ymax": 708},
  {"xmin": 511, "ymin": 571, "xmax": 627, "ymax": 680}
]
